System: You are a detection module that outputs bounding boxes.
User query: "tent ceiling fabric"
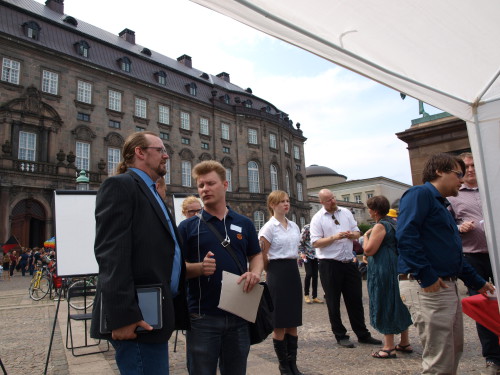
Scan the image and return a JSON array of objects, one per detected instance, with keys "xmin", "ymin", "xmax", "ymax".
[
  {"xmin": 190, "ymin": 0, "xmax": 500, "ymax": 302},
  {"xmin": 190, "ymin": 0, "xmax": 500, "ymax": 122}
]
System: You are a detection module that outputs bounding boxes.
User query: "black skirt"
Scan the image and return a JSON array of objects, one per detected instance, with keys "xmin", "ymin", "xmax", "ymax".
[{"xmin": 267, "ymin": 258, "xmax": 302, "ymax": 328}]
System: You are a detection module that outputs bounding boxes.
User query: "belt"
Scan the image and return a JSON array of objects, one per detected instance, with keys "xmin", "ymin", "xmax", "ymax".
[{"xmin": 398, "ymin": 274, "xmax": 457, "ymax": 282}]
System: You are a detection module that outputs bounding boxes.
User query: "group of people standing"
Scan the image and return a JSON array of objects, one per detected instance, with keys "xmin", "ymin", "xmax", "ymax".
[
  {"xmin": 1, "ymin": 247, "xmax": 48, "ymax": 280},
  {"xmin": 89, "ymin": 130, "xmax": 497, "ymax": 375}
]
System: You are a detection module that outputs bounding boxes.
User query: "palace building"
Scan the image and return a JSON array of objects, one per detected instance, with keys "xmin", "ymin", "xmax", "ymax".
[{"xmin": 0, "ymin": 0, "xmax": 308, "ymax": 247}]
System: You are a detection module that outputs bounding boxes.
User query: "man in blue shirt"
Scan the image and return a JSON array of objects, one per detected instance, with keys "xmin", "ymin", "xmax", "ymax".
[
  {"xmin": 179, "ymin": 160, "xmax": 264, "ymax": 375},
  {"xmin": 397, "ymin": 153, "xmax": 494, "ymax": 374}
]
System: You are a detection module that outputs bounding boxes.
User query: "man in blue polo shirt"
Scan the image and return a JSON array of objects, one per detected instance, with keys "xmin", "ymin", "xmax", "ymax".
[
  {"xmin": 397, "ymin": 153, "xmax": 494, "ymax": 375},
  {"xmin": 179, "ymin": 160, "xmax": 264, "ymax": 375}
]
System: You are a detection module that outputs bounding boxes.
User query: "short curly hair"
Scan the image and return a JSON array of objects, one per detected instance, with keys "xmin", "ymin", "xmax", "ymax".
[{"xmin": 422, "ymin": 153, "xmax": 465, "ymax": 183}]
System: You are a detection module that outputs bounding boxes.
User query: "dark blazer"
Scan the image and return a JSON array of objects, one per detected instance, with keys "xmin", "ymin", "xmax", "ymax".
[{"xmin": 90, "ymin": 170, "xmax": 189, "ymax": 343}]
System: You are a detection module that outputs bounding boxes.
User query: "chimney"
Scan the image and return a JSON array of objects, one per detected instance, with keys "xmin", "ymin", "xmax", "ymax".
[
  {"xmin": 119, "ymin": 28, "xmax": 135, "ymax": 44},
  {"xmin": 216, "ymin": 72, "xmax": 230, "ymax": 83},
  {"xmin": 177, "ymin": 54, "xmax": 192, "ymax": 68},
  {"xmin": 45, "ymin": 0, "xmax": 64, "ymax": 14}
]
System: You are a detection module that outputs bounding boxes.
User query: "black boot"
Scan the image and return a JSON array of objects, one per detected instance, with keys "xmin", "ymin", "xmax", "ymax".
[
  {"xmin": 273, "ymin": 338, "xmax": 293, "ymax": 375},
  {"xmin": 285, "ymin": 333, "xmax": 304, "ymax": 375}
]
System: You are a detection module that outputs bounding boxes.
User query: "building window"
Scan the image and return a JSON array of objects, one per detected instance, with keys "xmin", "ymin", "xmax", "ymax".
[
  {"xmin": 248, "ymin": 161, "xmax": 260, "ymax": 193},
  {"xmin": 109, "ymin": 120, "xmax": 121, "ymax": 129},
  {"xmin": 77, "ymin": 80, "xmax": 92, "ymax": 104},
  {"xmin": 165, "ymin": 159, "xmax": 171, "ymax": 184},
  {"xmin": 285, "ymin": 170, "xmax": 291, "ymax": 196},
  {"xmin": 2, "ymin": 58, "xmax": 21, "ymax": 84},
  {"xmin": 269, "ymin": 133, "xmax": 277, "ymax": 149},
  {"xmin": 182, "ymin": 161, "xmax": 192, "ymax": 187},
  {"xmin": 23, "ymin": 21, "xmax": 41, "ymax": 40},
  {"xmin": 155, "ymin": 71, "xmax": 167, "ymax": 85},
  {"xmin": 342, "ymin": 195, "xmax": 350, "ymax": 202},
  {"xmin": 367, "ymin": 192, "xmax": 374, "ymax": 199},
  {"xmin": 297, "ymin": 182, "xmax": 304, "ymax": 201},
  {"xmin": 284, "ymin": 140, "xmax": 289, "ymax": 154},
  {"xmin": 187, "ymin": 82, "xmax": 197, "ymax": 96},
  {"xmin": 18, "ymin": 131, "xmax": 36, "ymax": 161},
  {"xmin": 244, "ymin": 100, "xmax": 253, "ymax": 108},
  {"xmin": 158, "ymin": 105, "xmax": 170, "ymax": 124},
  {"xmin": 76, "ymin": 141, "xmax": 90, "ymax": 171},
  {"xmin": 135, "ymin": 126, "xmax": 145, "ymax": 132},
  {"xmin": 159, "ymin": 132, "xmax": 169, "ymax": 141},
  {"xmin": 107, "ymin": 147, "xmax": 120, "ymax": 176},
  {"xmin": 108, "ymin": 90, "xmax": 122, "ymax": 112},
  {"xmin": 354, "ymin": 194, "xmax": 362, "ymax": 203},
  {"xmin": 293, "ymin": 145, "xmax": 300, "ymax": 159},
  {"xmin": 119, "ymin": 57, "xmax": 131, "ymax": 72},
  {"xmin": 248, "ymin": 129, "xmax": 258, "ymax": 144},
  {"xmin": 181, "ymin": 138, "xmax": 190, "ymax": 145},
  {"xmin": 222, "ymin": 94, "xmax": 230, "ymax": 104},
  {"xmin": 221, "ymin": 123, "xmax": 230, "ymax": 140},
  {"xmin": 201, "ymin": 142, "xmax": 209, "ymax": 149},
  {"xmin": 180, "ymin": 111, "xmax": 190, "ymax": 130},
  {"xmin": 75, "ymin": 40, "xmax": 90, "ymax": 57},
  {"xmin": 295, "ymin": 164, "xmax": 301, "ymax": 171},
  {"xmin": 41, "ymin": 70, "xmax": 58, "ymax": 95},
  {"xmin": 223, "ymin": 147, "xmax": 230, "ymax": 154},
  {"xmin": 270, "ymin": 164, "xmax": 279, "ymax": 191},
  {"xmin": 292, "ymin": 213, "xmax": 297, "ymax": 223},
  {"xmin": 135, "ymin": 98, "xmax": 147, "ymax": 118},
  {"xmin": 300, "ymin": 216, "xmax": 306, "ymax": 229},
  {"xmin": 77, "ymin": 112, "xmax": 90, "ymax": 122},
  {"xmin": 200, "ymin": 117, "xmax": 209, "ymax": 135},
  {"xmin": 226, "ymin": 168, "xmax": 232, "ymax": 192},
  {"xmin": 254, "ymin": 211, "xmax": 265, "ymax": 232}
]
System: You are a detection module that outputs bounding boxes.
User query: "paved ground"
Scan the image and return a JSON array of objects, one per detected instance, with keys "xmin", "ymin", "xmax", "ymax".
[{"xmin": 0, "ymin": 267, "xmax": 492, "ymax": 375}]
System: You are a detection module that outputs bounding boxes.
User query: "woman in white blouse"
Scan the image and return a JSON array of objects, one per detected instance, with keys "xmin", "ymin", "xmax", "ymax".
[{"xmin": 259, "ymin": 190, "xmax": 303, "ymax": 375}]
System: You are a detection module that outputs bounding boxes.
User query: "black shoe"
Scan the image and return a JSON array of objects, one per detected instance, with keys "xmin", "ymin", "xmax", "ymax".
[
  {"xmin": 358, "ymin": 336, "xmax": 382, "ymax": 345},
  {"xmin": 337, "ymin": 338, "xmax": 355, "ymax": 348}
]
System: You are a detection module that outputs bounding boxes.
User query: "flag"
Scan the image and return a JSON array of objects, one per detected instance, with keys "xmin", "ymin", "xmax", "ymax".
[{"xmin": 1, "ymin": 235, "xmax": 20, "ymax": 253}]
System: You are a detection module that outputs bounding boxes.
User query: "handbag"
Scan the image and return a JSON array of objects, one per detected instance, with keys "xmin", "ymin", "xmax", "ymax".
[{"xmin": 199, "ymin": 215, "xmax": 274, "ymax": 345}]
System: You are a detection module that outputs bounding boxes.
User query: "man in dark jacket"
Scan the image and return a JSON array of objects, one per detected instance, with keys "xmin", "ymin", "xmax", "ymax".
[{"xmin": 90, "ymin": 131, "xmax": 188, "ymax": 374}]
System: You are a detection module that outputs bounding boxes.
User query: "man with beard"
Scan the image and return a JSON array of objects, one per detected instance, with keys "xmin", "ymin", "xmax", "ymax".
[
  {"xmin": 397, "ymin": 153, "xmax": 494, "ymax": 375},
  {"xmin": 447, "ymin": 152, "xmax": 500, "ymax": 374},
  {"xmin": 91, "ymin": 131, "xmax": 188, "ymax": 374}
]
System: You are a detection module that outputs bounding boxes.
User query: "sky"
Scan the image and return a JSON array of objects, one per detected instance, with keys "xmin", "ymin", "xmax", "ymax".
[{"xmin": 52, "ymin": 0, "xmax": 443, "ymax": 185}]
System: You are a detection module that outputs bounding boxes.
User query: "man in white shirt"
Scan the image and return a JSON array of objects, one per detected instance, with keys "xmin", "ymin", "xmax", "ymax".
[{"xmin": 310, "ymin": 189, "xmax": 381, "ymax": 348}]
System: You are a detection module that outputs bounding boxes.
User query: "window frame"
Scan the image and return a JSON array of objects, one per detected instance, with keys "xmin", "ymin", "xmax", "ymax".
[
  {"xmin": 41, "ymin": 70, "xmax": 58, "ymax": 95},
  {"xmin": 254, "ymin": 211, "xmax": 265, "ymax": 232},
  {"xmin": 293, "ymin": 145, "xmax": 300, "ymax": 160},
  {"xmin": 200, "ymin": 117, "xmax": 209, "ymax": 135},
  {"xmin": 107, "ymin": 147, "xmax": 121, "ymax": 176},
  {"xmin": 77, "ymin": 80, "xmax": 92, "ymax": 104},
  {"xmin": 108, "ymin": 89, "xmax": 122, "ymax": 112},
  {"xmin": 18, "ymin": 131, "xmax": 36, "ymax": 161},
  {"xmin": 248, "ymin": 161, "xmax": 260, "ymax": 193},
  {"xmin": 2, "ymin": 58, "xmax": 21, "ymax": 85},
  {"xmin": 248, "ymin": 128, "xmax": 258, "ymax": 145},
  {"xmin": 221, "ymin": 123, "xmax": 230, "ymax": 140},
  {"xmin": 270, "ymin": 164, "xmax": 279, "ymax": 191},
  {"xmin": 158, "ymin": 104, "xmax": 170, "ymax": 125},
  {"xmin": 75, "ymin": 141, "xmax": 90, "ymax": 171},
  {"xmin": 181, "ymin": 160, "xmax": 192, "ymax": 187},
  {"xmin": 269, "ymin": 133, "xmax": 277, "ymax": 149},
  {"xmin": 135, "ymin": 97, "xmax": 147, "ymax": 118},
  {"xmin": 180, "ymin": 111, "xmax": 190, "ymax": 130}
]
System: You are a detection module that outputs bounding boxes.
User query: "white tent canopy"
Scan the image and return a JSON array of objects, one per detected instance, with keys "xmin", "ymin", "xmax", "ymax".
[{"xmin": 190, "ymin": 0, "xmax": 500, "ymax": 296}]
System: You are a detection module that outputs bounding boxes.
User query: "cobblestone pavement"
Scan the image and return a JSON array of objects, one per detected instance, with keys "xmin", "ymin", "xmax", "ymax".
[{"xmin": 0, "ymin": 268, "xmax": 491, "ymax": 374}]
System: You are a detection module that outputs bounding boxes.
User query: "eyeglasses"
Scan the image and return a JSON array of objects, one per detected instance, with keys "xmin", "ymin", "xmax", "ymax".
[
  {"xmin": 143, "ymin": 146, "xmax": 168, "ymax": 155},
  {"xmin": 332, "ymin": 215, "xmax": 340, "ymax": 225},
  {"xmin": 449, "ymin": 169, "xmax": 464, "ymax": 179},
  {"xmin": 187, "ymin": 209, "xmax": 201, "ymax": 215}
]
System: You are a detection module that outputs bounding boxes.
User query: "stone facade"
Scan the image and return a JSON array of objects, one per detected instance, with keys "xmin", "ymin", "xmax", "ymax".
[{"xmin": 0, "ymin": 0, "xmax": 308, "ymax": 247}]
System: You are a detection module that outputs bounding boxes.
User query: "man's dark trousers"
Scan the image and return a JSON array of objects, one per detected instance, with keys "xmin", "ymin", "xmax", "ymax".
[{"xmin": 318, "ymin": 259, "xmax": 370, "ymax": 341}]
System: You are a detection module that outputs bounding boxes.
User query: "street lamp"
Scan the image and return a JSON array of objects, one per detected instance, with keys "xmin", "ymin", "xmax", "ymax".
[{"xmin": 76, "ymin": 170, "xmax": 90, "ymax": 190}]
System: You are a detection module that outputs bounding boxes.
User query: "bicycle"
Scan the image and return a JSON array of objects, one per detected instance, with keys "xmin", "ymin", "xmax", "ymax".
[
  {"xmin": 66, "ymin": 276, "xmax": 97, "ymax": 310},
  {"xmin": 28, "ymin": 264, "xmax": 52, "ymax": 301}
]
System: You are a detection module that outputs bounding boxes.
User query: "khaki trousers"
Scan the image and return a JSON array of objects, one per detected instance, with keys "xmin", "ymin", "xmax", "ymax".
[{"xmin": 399, "ymin": 279, "xmax": 463, "ymax": 375}]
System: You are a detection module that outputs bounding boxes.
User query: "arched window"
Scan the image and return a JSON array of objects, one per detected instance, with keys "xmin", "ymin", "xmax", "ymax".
[
  {"xmin": 248, "ymin": 161, "xmax": 260, "ymax": 193},
  {"xmin": 155, "ymin": 71, "xmax": 167, "ymax": 85},
  {"xmin": 182, "ymin": 160, "xmax": 192, "ymax": 187},
  {"xmin": 270, "ymin": 164, "xmax": 278, "ymax": 191},
  {"xmin": 74, "ymin": 40, "xmax": 90, "ymax": 57},
  {"xmin": 254, "ymin": 211, "xmax": 265, "ymax": 231},
  {"xmin": 23, "ymin": 21, "xmax": 41, "ymax": 40},
  {"xmin": 297, "ymin": 181, "xmax": 304, "ymax": 201},
  {"xmin": 118, "ymin": 57, "xmax": 131, "ymax": 72},
  {"xmin": 226, "ymin": 168, "xmax": 232, "ymax": 192},
  {"xmin": 292, "ymin": 213, "xmax": 297, "ymax": 223}
]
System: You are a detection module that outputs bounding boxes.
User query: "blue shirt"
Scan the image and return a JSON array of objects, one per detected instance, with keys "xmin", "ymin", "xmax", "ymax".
[
  {"xmin": 129, "ymin": 168, "xmax": 182, "ymax": 296},
  {"xmin": 178, "ymin": 207, "xmax": 261, "ymax": 315},
  {"xmin": 397, "ymin": 182, "xmax": 484, "ymax": 289}
]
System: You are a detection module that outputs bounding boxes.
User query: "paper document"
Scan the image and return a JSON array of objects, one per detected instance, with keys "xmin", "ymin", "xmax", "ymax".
[{"xmin": 218, "ymin": 271, "xmax": 264, "ymax": 323}]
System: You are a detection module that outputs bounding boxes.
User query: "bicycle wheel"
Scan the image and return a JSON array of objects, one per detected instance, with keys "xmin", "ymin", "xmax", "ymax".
[
  {"xmin": 29, "ymin": 276, "xmax": 50, "ymax": 301},
  {"xmin": 67, "ymin": 280, "xmax": 95, "ymax": 310}
]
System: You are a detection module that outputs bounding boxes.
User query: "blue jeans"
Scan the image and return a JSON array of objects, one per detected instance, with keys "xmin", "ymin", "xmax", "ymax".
[
  {"xmin": 186, "ymin": 313, "xmax": 250, "ymax": 375},
  {"xmin": 109, "ymin": 339, "xmax": 169, "ymax": 375}
]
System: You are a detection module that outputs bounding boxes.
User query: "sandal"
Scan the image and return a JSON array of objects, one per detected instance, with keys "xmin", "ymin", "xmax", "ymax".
[
  {"xmin": 395, "ymin": 344, "xmax": 413, "ymax": 353},
  {"xmin": 371, "ymin": 348, "xmax": 396, "ymax": 359}
]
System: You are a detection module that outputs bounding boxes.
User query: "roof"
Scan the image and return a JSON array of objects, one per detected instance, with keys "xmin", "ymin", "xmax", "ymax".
[{"xmin": 306, "ymin": 164, "xmax": 346, "ymax": 179}]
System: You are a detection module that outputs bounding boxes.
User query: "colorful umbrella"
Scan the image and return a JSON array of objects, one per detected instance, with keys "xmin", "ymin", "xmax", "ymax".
[{"xmin": 44, "ymin": 236, "xmax": 56, "ymax": 249}]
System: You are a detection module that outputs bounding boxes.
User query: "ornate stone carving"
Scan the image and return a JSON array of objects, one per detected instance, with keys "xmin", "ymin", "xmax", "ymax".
[
  {"xmin": 66, "ymin": 151, "xmax": 76, "ymax": 168},
  {"xmin": 71, "ymin": 125, "xmax": 96, "ymax": 141},
  {"xmin": 56, "ymin": 149, "xmax": 66, "ymax": 166},
  {"xmin": 104, "ymin": 132, "xmax": 124, "ymax": 148}
]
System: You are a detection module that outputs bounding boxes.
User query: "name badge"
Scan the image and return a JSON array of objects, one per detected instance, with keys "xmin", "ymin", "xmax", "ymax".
[{"xmin": 230, "ymin": 224, "xmax": 242, "ymax": 233}]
